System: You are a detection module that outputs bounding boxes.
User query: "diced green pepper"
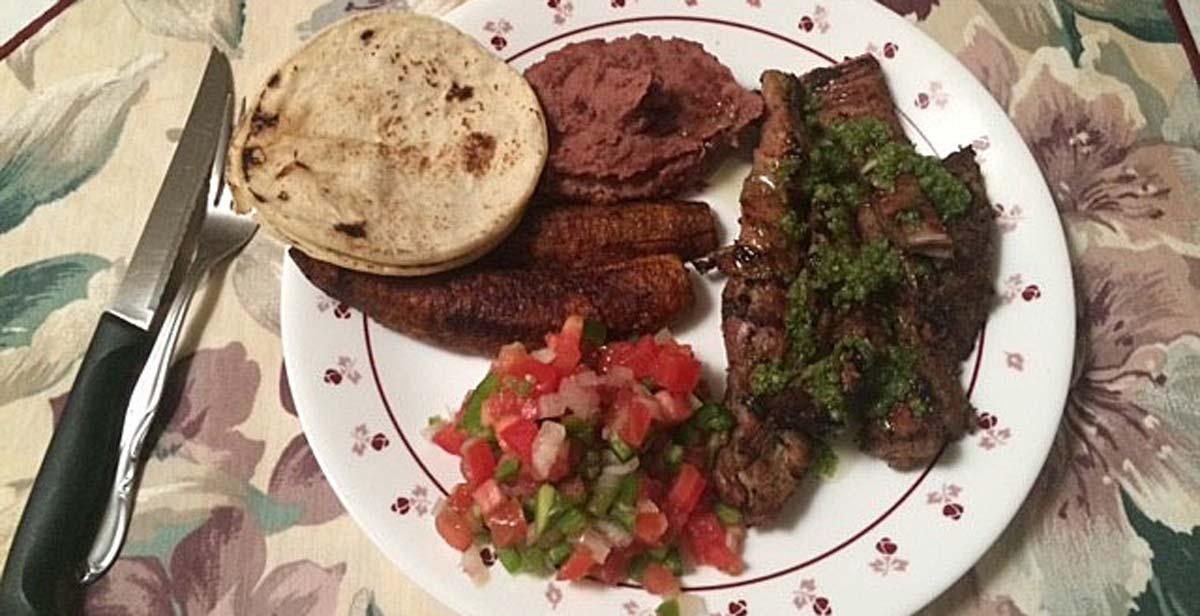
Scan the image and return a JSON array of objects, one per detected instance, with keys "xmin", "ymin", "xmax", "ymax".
[
  {"xmin": 426, "ymin": 416, "xmax": 446, "ymax": 428},
  {"xmin": 715, "ymin": 503, "xmax": 743, "ymax": 526},
  {"xmin": 495, "ymin": 458, "xmax": 520, "ymax": 483},
  {"xmin": 587, "ymin": 476, "xmax": 622, "ymax": 517},
  {"xmin": 563, "ymin": 416, "xmax": 596, "ymax": 445},
  {"xmin": 535, "ymin": 484, "xmax": 558, "ymax": 535},
  {"xmin": 628, "ymin": 553, "xmax": 651, "ymax": 581},
  {"xmin": 664, "ymin": 444, "xmax": 684, "ymax": 473},
  {"xmin": 662, "ymin": 548, "xmax": 683, "ymax": 576},
  {"xmin": 673, "ymin": 421, "xmax": 703, "ymax": 447},
  {"xmin": 497, "ymin": 547, "xmax": 523, "ymax": 573},
  {"xmin": 520, "ymin": 546, "xmax": 549, "ymax": 574},
  {"xmin": 616, "ymin": 474, "xmax": 640, "ymax": 507},
  {"xmin": 656, "ymin": 598, "xmax": 681, "ymax": 616},
  {"xmin": 694, "ymin": 401, "xmax": 736, "ymax": 432},
  {"xmin": 547, "ymin": 542, "xmax": 573, "ymax": 567},
  {"xmin": 610, "ymin": 504, "xmax": 636, "ymax": 531},
  {"xmin": 461, "ymin": 373, "xmax": 500, "ymax": 437},
  {"xmin": 609, "ymin": 435, "xmax": 636, "ymax": 462},
  {"xmin": 551, "ymin": 506, "xmax": 588, "ymax": 539},
  {"xmin": 583, "ymin": 319, "xmax": 608, "ymax": 347}
]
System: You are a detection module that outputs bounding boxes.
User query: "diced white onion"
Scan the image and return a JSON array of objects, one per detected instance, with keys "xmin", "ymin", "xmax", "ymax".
[
  {"xmin": 531, "ymin": 421, "xmax": 567, "ymax": 479},
  {"xmin": 460, "ymin": 545, "xmax": 490, "ymax": 586},
  {"xmin": 593, "ymin": 519, "xmax": 633, "ymax": 548},
  {"xmin": 689, "ymin": 394, "xmax": 703, "ymax": 410},
  {"xmin": 605, "ymin": 366, "xmax": 635, "ymax": 386},
  {"xmin": 538, "ymin": 393, "xmax": 567, "ymax": 419},
  {"xmin": 558, "ymin": 376, "xmax": 600, "ymax": 419},
  {"xmin": 573, "ymin": 369, "xmax": 603, "ymax": 388},
  {"xmin": 654, "ymin": 328, "xmax": 674, "ymax": 344},
  {"xmin": 601, "ymin": 454, "xmax": 639, "ymax": 477},
  {"xmin": 637, "ymin": 498, "xmax": 660, "ymax": 514},
  {"xmin": 531, "ymin": 347, "xmax": 556, "ymax": 363},
  {"xmin": 579, "ymin": 528, "xmax": 612, "ymax": 563},
  {"xmin": 676, "ymin": 594, "xmax": 709, "ymax": 616}
]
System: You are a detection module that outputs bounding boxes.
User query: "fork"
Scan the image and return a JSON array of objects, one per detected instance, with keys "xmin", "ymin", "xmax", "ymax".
[{"xmin": 81, "ymin": 128, "xmax": 259, "ymax": 583}]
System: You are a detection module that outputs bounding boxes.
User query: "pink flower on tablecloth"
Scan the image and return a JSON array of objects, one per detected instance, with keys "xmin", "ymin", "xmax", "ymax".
[
  {"xmin": 50, "ymin": 342, "xmax": 266, "ymax": 482},
  {"xmin": 269, "ymin": 433, "xmax": 346, "ymax": 525},
  {"xmin": 85, "ymin": 507, "xmax": 346, "ymax": 614}
]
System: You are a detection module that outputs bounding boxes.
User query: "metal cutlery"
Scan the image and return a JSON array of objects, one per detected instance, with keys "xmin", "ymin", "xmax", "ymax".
[
  {"xmin": 81, "ymin": 110, "xmax": 258, "ymax": 584},
  {"xmin": 0, "ymin": 49, "xmax": 233, "ymax": 616}
]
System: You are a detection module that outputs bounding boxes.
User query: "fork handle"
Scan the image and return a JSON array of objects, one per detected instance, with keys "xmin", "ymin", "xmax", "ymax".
[{"xmin": 82, "ymin": 264, "xmax": 203, "ymax": 583}]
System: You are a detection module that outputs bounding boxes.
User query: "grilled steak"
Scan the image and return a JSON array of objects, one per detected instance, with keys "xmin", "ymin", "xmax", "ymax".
[
  {"xmin": 713, "ymin": 70, "xmax": 817, "ymax": 524},
  {"xmin": 292, "ymin": 250, "xmax": 694, "ymax": 355},
  {"xmin": 715, "ymin": 55, "xmax": 997, "ymax": 521},
  {"xmin": 485, "ymin": 200, "xmax": 718, "ymax": 269}
]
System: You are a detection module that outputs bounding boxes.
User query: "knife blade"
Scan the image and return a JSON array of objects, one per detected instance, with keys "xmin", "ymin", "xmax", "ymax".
[{"xmin": 0, "ymin": 48, "xmax": 233, "ymax": 616}]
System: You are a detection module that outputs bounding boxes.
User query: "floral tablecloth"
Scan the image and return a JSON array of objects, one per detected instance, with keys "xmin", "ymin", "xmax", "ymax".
[{"xmin": 1, "ymin": 0, "xmax": 1198, "ymax": 614}]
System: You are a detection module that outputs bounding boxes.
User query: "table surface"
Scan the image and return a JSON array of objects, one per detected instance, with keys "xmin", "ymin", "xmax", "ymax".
[{"xmin": 2, "ymin": 1, "xmax": 1199, "ymax": 614}]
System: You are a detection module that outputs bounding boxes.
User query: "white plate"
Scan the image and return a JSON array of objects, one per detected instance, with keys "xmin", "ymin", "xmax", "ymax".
[{"xmin": 281, "ymin": 1, "xmax": 1075, "ymax": 614}]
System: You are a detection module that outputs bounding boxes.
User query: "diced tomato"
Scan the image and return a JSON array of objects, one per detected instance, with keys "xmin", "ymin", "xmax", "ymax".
[
  {"xmin": 613, "ymin": 394, "xmax": 655, "ymax": 448},
  {"xmin": 495, "ymin": 343, "xmax": 561, "ymax": 395},
  {"xmin": 634, "ymin": 511, "xmax": 670, "ymax": 545},
  {"xmin": 498, "ymin": 418, "xmax": 539, "ymax": 465},
  {"xmin": 652, "ymin": 345, "xmax": 701, "ymax": 393},
  {"xmin": 641, "ymin": 562, "xmax": 680, "ymax": 597},
  {"xmin": 460, "ymin": 438, "xmax": 497, "ymax": 487},
  {"xmin": 435, "ymin": 507, "xmax": 474, "ymax": 552},
  {"xmin": 594, "ymin": 546, "xmax": 633, "ymax": 585},
  {"xmin": 556, "ymin": 544, "xmax": 596, "ymax": 581},
  {"xmin": 668, "ymin": 464, "xmax": 706, "ymax": 517},
  {"xmin": 485, "ymin": 498, "xmax": 528, "ymax": 548},
  {"xmin": 601, "ymin": 336, "xmax": 658, "ymax": 379},
  {"xmin": 654, "ymin": 390, "xmax": 693, "ymax": 424},
  {"xmin": 482, "ymin": 389, "xmax": 523, "ymax": 427},
  {"xmin": 447, "ymin": 482, "xmax": 475, "ymax": 514},
  {"xmin": 546, "ymin": 316, "xmax": 584, "ymax": 376},
  {"xmin": 432, "ymin": 422, "xmax": 468, "ymax": 455},
  {"xmin": 472, "ymin": 479, "xmax": 505, "ymax": 515},
  {"xmin": 685, "ymin": 512, "xmax": 744, "ymax": 575}
]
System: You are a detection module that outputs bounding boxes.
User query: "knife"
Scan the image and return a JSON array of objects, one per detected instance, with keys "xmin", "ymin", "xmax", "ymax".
[{"xmin": 0, "ymin": 49, "xmax": 233, "ymax": 616}]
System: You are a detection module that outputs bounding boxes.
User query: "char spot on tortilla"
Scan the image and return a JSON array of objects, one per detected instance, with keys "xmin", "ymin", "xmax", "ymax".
[
  {"xmin": 334, "ymin": 221, "xmax": 368, "ymax": 238},
  {"xmin": 277, "ymin": 190, "xmax": 289, "ymax": 201},
  {"xmin": 462, "ymin": 132, "xmax": 497, "ymax": 176},
  {"xmin": 250, "ymin": 110, "xmax": 279, "ymax": 135},
  {"xmin": 360, "ymin": 29, "xmax": 375, "ymax": 42},
  {"xmin": 248, "ymin": 188, "xmax": 267, "ymax": 203},
  {"xmin": 241, "ymin": 147, "xmax": 265, "ymax": 179},
  {"xmin": 446, "ymin": 82, "xmax": 474, "ymax": 102},
  {"xmin": 267, "ymin": 72, "xmax": 280, "ymax": 88}
]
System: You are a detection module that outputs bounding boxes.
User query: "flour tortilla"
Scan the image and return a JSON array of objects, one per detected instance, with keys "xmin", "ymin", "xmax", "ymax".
[{"xmin": 227, "ymin": 11, "xmax": 547, "ymax": 275}]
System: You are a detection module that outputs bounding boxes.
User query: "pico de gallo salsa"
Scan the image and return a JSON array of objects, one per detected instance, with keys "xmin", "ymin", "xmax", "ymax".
[{"xmin": 428, "ymin": 316, "xmax": 745, "ymax": 612}]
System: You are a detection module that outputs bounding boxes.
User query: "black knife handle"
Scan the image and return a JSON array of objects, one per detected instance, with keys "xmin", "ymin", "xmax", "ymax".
[{"xmin": 0, "ymin": 313, "xmax": 151, "ymax": 616}]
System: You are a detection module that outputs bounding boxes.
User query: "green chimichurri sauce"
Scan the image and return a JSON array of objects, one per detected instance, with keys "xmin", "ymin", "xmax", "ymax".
[{"xmin": 749, "ymin": 89, "xmax": 966, "ymax": 423}]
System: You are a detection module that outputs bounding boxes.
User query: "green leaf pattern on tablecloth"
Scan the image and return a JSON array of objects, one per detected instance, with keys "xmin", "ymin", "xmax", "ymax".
[
  {"xmin": 0, "ymin": 254, "xmax": 109, "ymax": 350},
  {"xmin": 4, "ymin": 17, "xmax": 61, "ymax": 90},
  {"xmin": 0, "ymin": 255, "xmax": 117, "ymax": 406},
  {"xmin": 1123, "ymin": 490, "xmax": 1200, "ymax": 616},
  {"xmin": 0, "ymin": 53, "xmax": 162, "ymax": 234},
  {"xmin": 0, "ymin": 0, "xmax": 1197, "ymax": 614}
]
